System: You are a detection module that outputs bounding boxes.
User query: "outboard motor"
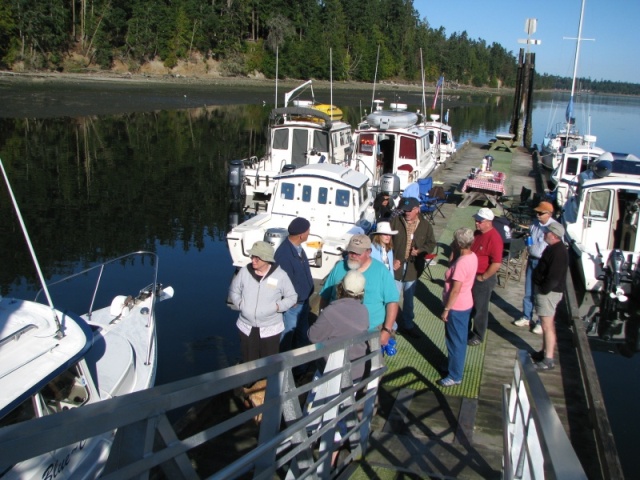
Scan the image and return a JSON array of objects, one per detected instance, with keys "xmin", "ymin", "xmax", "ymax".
[
  {"xmin": 281, "ymin": 164, "xmax": 297, "ymax": 173},
  {"xmin": 227, "ymin": 198, "xmax": 243, "ymax": 232},
  {"xmin": 263, "ymin": 228, "xmax": 289, "ymax": 251},
  {"xmin": 228, "ymin": 159, "xmax": 245, "ymax": 200},
  {"xmin": 597, "ymin": 249, "xmax": 631, "ymax": 341},
  {"xmin": 380, "ymin": 173, "xmax": 400, "ymax": 197}
]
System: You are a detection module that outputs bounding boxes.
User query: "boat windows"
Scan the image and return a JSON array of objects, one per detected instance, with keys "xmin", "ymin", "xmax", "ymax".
[
  {"xmin": 584, "ymin": 190, "xmax": 611, "ymax": 220},
  {"xmin": 399, "ymin": 136, "xmax": 417, "ymax": 160},
  {"xmin": 313, "ymin": 131, "xmax": 329, "ymax": 153},
  {"xmin": 302, "ymin": 185, "xmax": 312, "ymax": 202},
  {"xmin": 318, "ymin": 187, "xmax": 328, "ymax": 204},
  {"xmin": 273, "ymin": 129, "xmax": 289, "ymax": 150},
  {"xmin": 566, "ymin": 156, "xmax": 581, "ymax": 176},
  {"xmin": 281, "ymin": 183, "xmax": 295, "ymax": 200},
  {"xmin": 358, "ymin": 134, "xmax": 376, "ymax": 155},
  {"xmin": 336, "ymin": 189, "xmax": 350, "ymax": 207},
  {"xmin": 40, "ymin": 366, "xmax": 90, "ymax": 414}
]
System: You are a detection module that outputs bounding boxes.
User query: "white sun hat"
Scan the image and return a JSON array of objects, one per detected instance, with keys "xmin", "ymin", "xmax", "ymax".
[{"xmin": 373, "ymin": 222, "xmax": 398, "ymax": 235}]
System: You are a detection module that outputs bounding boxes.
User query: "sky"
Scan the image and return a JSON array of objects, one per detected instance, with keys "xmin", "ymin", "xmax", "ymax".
[{"xmin": 413, "ymin": 0, "xmax": 639, "ymax": 84}]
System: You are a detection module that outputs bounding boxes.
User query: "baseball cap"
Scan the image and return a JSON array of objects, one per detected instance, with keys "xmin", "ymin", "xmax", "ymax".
[
  {"xmin": 473, "ymin": 207, "xmax": 495, "ymax": 222},
  {"xmin": 399, "ymin": 197, "xmax": 420, "ymax": 211},
  {"xmin": 534, "ymin": 201, "xmax": 554, "ymax": 214},
  {"xmin": 346, "ymin": 234, "xmax": 372, "ymax": 254},
  {"xmin": 342, "ymin": 270, "xmax": 366, "ymax": 296},
  {"xmin": 545, "ymin": 222, "xmax": 565, "ymax": 238}
]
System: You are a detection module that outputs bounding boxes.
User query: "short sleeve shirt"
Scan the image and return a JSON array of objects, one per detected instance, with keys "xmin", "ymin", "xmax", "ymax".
[{"xmin": 471, "ymin": 228, "xmax": 503, "ymax": 274}]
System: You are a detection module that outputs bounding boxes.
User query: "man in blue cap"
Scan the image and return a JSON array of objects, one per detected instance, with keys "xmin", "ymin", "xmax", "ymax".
[{"xmin": 275, "ymin": 217, "xmax": 314, "ymax": 353}]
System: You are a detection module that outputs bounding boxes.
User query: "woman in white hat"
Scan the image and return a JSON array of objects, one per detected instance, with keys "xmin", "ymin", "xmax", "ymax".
[{"xmin": 370, "ymin": 222, "xmax": 398, "ymax": 274}]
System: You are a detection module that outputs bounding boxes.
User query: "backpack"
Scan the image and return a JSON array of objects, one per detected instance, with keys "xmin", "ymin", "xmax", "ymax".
[{"xmin": 492, "ymin": 216, "xmax": 513, "ymax": 244}]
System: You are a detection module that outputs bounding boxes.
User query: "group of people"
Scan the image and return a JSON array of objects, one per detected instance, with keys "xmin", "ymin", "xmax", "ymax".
[{"xmin": 228, "ymin": 198, "xmax": 569, "ymax": 391}]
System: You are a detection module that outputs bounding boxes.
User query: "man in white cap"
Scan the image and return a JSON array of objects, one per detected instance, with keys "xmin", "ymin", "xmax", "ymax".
[
  {"xmin": 467, "ymin": 208, "xmax": 503, "ymax": 346},
  {"xmin": 319, "ymin": 234, "xmax": 399, "ymax": 347},
  {"xmin": 531, "ymin": 222, "xmax": 569, "ymax": 371}
]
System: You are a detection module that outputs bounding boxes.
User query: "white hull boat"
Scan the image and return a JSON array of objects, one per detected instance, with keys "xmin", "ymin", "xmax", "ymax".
[
  {"xmin": 353, "ymin": 101, "xmax": 438, "ymax": 193},
  {"xmin": 561, "ymin": 154, "xmax": 640, "ymax": 291},
  {"xmin": 0, "ymin": 252, "xmax": 174, "ymax": 479},
  {"xmin": 232, "ymin": 80, "xmax": 353, "ymax": 199},
  {"xmin": 422, "ymin": 114, "xmax": 456, "ymax": 163},
  {"xmin": 549, "ymin": 143, "xmax": 605, "ymax": 206},
  {"xmin": 227, "ymin": 163, "xmax": 375, "ymax": 281}
]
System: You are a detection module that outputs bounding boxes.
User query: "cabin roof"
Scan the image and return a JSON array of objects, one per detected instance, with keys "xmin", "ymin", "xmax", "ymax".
[{"xmin": 275, "ymin": 163, "xmax": 369, "ymax": 189}]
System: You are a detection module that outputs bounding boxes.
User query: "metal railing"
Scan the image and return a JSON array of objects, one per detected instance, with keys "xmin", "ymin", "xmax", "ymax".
[
  {"xmin": 0, "ymin": 330, "xmax": 385, "ymax": 479},
  {"xmin": 502, "ymin": 350, "xmax": 587, "ymax": 480}
]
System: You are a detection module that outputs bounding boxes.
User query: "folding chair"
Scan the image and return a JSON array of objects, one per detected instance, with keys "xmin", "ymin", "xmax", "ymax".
[
  {"xmin": 422, "ymin": 244, "xmax": 439, "ymax": 281},
  {"xmin": 417, "ymin": 177, "xmax": 437, "ymax": 224},
  {"xmin": 496, "ymin": 237, "xmax": 528, "ymax": 288},
  {"xmin": 429, "ymin": 185, "xmax": 450, "ymax": 219}
]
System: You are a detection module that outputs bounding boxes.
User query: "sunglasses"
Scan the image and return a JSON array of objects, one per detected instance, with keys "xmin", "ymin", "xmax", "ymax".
[{"xmin": 536, "ymin": 212, "xmax": 550, "ymax": 216}]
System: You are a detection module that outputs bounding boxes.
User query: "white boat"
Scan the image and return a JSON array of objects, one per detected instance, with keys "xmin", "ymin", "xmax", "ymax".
[
  {"xmin": 236, "ymin": 80, "xmax": 353, "ymax": 199},
  {"xmin": 0, "ymin": 252, "xmax": 174, "ymax": 479},
  {"xmin": 561, "ymin": 153, "xmax": 640, "ymax": 291},
  {"xmin": 422, "ymin": 113, "xmax": 456, "ymax": 163},
  {"xmin": 549, "ymin": 142, "xmax": 606, "ymax": 206},
  {"xmin": 226, "ymin": 163, "xmax": 375, "ymax": 281},
  {"xmin": 352, "ymin": 101, "xmax": 437, "ymax": 192},
  {"xmin": 539, "ymin": 0, "xmax": 597, "ymax": 171}
]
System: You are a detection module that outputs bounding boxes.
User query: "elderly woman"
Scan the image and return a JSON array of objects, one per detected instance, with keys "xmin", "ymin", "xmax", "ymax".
[
  {"xmin": 439, "ymin": 227, "xmax": 478, "ymax": 387},
  {"xmin": 370, "ymin": 221, "xmax": 398, "ymax": 274},
  {"xmin": 228, "ymin": 241, "xmax": 297, "ymax": 363}
]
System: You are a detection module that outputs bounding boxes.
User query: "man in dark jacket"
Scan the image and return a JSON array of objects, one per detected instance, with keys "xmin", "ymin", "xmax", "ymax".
[
  {"xmin": 275, "ymin": 217, "xmax": 314, "ymax": 353},
  {"xmin": 531, "ymin": 222, "xmax": 569, "ymax": 371},
  {"xmin": 391, "ymin": 197, "xmax": 436, "ymax": 338}
]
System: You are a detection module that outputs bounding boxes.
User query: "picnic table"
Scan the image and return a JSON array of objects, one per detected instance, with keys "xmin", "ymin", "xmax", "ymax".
[
  {"xmin": 490, "ymin": 133, "xmax": 516, "ymax": 153},
  {"xmin": 458, "ymin": 171, "xmax": 506, "ymax": 208}
]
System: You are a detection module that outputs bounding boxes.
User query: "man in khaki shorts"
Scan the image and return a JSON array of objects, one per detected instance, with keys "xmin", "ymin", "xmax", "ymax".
[{"xmin": 531, "ymin": 222, "xmax": 569, "ymax": 371}]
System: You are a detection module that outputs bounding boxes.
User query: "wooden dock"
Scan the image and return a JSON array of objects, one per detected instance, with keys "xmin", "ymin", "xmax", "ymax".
[{"xmin": 341, "ymin": 142, "xmax": 616, "ymax": 479}]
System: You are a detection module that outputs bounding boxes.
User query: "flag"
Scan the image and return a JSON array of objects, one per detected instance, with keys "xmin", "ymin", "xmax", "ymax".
[
  {"xmin": 565, "ymin": 97, "xmax": 574, "ymax": 123},
  {"xmin": 432, "ymin": 75, "xmax": 444, "ymax": 109}
]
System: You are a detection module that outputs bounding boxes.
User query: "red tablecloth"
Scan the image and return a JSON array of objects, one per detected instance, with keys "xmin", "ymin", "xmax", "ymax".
[{"xmin": 461, "ymin": 172, "xmax": 506, "ymax": 195}]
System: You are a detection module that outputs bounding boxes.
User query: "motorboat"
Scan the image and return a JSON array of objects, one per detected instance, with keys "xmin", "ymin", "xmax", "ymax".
[
  {"xmin": 352, "ymin": 101, "xmax": 438, "ymax": 193},
  {"xmin": 549, "ymin": 143, "xmax": 606, "ymax": 206},
  {"xmin": 539, "ymin": 0, "xmax": 597, "ymax": 172},
  {"xmin": 234, "ymin": 80, "xmax": 353, "ymax": 199},
  {"xmin": 561, "ymin": 153, "xmax": 640, "ymax": 292},
  {"xmin": 0, "ymin": 251, "xmax": 174, "ymax": 479},
  {"xmin": 226, "ymin": 163, "xmax": 375, "ymax": 281},
  {"xmin": 422, "ymin": 114, "xmax": 456, "ymax": 163}
]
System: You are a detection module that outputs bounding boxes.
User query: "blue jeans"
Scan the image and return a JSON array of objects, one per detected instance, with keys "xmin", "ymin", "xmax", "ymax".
[
  {"xmin": 395, "ymin": 280, "xmax": 417, "ymax": 329},
  {"xmin": 522, "ymin": 259, "xmax": 538, "ymax": 321},
  {"xmin": 280, "ymin": 300, "xmax": 310, "ymax": 352},
  {"xmin": 446, "ymin": 308, "xmax": 473, "ymax": 382}
]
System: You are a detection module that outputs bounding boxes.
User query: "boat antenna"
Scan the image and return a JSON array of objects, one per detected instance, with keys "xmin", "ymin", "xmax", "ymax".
[
  {"xmin": 330, "ymin": 47, "xmax": 333, "ymax": 119},
  {"xmin": 275, "ymin": 46, "xmax": 279, "ymax": 108},
  {"xmin": 371, "ymin": 44, "xmax": 380, "ymax": 113},
  {"xmin": 440, "ymin": 74, "xmax": 445, "ymax": 120},
  {"xmin": 420, "ymin": 48, "xmax": 427, "ymax": 121},
  {"xmin": 0, "ymin": 158, "xmax": 64, "ymax": 338}
]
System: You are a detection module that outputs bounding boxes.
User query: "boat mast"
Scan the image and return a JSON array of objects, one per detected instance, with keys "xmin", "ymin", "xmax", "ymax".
[
  {"xmin": 0, "ymin": 158, "xmax": 64, "ymax": 338},
  {"xmin": 565, "ymin": 0, "xmax": 587, "ymax": 139},
  {"xmin": 371, "ymin": 45, "xmax": 380, "ymax": 113},
  {"xmin": 420, "ymin": 48, "xmax": 427, "ymax": 119}
]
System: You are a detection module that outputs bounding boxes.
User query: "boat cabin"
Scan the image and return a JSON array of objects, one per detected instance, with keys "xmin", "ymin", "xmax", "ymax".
[
  {"xmin": 354, "ymin": 106, "xmax": 436, "ymax": 191},
  {"xmin": 550, "ymin": 144, "xmax": 605, "ymax": 205}
]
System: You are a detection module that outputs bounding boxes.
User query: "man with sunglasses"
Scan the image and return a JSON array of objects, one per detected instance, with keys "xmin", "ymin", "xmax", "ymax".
[{"xmin": 512, "ymin": 201, "xmax": 558, "ymax": 334}]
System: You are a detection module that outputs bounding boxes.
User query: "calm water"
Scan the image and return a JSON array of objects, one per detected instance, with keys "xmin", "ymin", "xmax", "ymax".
[{"xmin": 0, "ymin": 82, "xmax": 638, "ymax": 476}]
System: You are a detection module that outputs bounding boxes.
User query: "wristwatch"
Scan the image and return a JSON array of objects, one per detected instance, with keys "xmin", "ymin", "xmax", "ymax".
[{"xmin": 382, "ymin": 326, "xmax": 393, "ymax": 334}]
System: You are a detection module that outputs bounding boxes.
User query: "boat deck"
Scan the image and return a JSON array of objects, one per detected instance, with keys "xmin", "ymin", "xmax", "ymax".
[{"xmin": 341, "ymin": 141, "xmax": 604, "ymax": 479}]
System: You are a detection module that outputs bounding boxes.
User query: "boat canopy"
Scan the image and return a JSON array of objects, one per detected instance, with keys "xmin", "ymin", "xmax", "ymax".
[{"xmin": 270, "ymin": 107, "xmax": 333, "ymax": 127}]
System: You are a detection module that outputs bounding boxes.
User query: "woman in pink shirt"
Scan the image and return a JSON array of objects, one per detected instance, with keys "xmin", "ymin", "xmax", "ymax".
[{"xmin": 439, "ymin": 227, "xmax": 478, "ymax": 387}]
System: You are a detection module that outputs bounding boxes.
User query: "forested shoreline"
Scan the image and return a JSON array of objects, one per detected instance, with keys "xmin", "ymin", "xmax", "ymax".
[{"xmin": 0, "ymin": 0, "xmax": 638, "ymax": 95}]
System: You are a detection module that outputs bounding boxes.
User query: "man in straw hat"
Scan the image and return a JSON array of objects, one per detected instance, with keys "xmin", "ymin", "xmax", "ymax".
[
  {"xmin": 512, "ymin": 201, "xmax": 558, "ymax": 335},
  {"xmin": 531, "ymin": 222, "xmax": 569, "ymax": 371},
  {"xmin": 319, "ymin": 234, "xmax": 399, "ymax": 347}
]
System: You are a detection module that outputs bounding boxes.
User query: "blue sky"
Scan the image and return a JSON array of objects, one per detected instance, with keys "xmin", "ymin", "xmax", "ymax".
[{"xmin": 413, "ymin": 0, "xmax": 638, "ymax": 83}]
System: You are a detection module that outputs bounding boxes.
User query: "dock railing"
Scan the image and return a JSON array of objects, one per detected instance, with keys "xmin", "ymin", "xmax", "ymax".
[
  {"xmin": 0, "ymin": 330, "xmax": 385, "ymax": 479},
  {"xmin": 502, "ymin": 350, "xmax": 588, "ymax": 480}
]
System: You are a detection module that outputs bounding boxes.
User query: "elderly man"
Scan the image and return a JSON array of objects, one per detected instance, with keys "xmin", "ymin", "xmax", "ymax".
[
  {"xmin": 513, "ymin": 201, "xmax": 558, "ymax": 335},
  {"xmin": 531, "ymin": 222, "xmax": 569, "ymax": 371},
  {"xmin": 275, "ymin": 217, "xmax": 315, "ymax": 353},
  {"xmin": 391, "ymin": 197, "xmax": 436, "ymax": 338},
  {"xmin": 319, "ymin": 234, "xmax": 399, "ymax": 346},
  {"xmin": 468, "ymin": 208, "xmax": 503, "ymax": 346}
]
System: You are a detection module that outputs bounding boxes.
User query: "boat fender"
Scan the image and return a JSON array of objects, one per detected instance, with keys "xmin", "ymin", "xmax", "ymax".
[{"xmin": 110, "ymin": 295, "xmax": 133, "ymax": 318}]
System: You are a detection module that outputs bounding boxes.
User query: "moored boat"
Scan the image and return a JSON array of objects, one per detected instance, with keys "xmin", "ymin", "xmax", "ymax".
[
  {"xmin": 561, "ymin": 153, "xmax": 640, "ymax": 291},
  {"xmin": 422, "ymin": 114, "xmax": 456, "ymax": 163},
  {"xmin": 226, "ymin": 163, "xmax": 375, "ymax": 281},
  {"xmin": 549, "ymin": 142, "xmax": 605, "ymax": 205},
  {"xmin": 352, "ymin": 101, "xmax": 437, "ymax": 193}
]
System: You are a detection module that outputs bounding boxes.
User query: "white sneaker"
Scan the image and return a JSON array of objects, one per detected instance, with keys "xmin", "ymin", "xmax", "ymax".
[
  {"xmin": 513, "ymin": 317, "xmax": 531, "ymax": 327},
  {"xmin": 532, "ymin": 322, "xmax": 543, "ymax": 335}
]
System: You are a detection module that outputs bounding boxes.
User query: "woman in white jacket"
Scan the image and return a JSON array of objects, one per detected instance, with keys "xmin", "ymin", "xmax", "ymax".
[{"xmin": 229, "ymin": 241, "xmax": 297, "ymax": 363}]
